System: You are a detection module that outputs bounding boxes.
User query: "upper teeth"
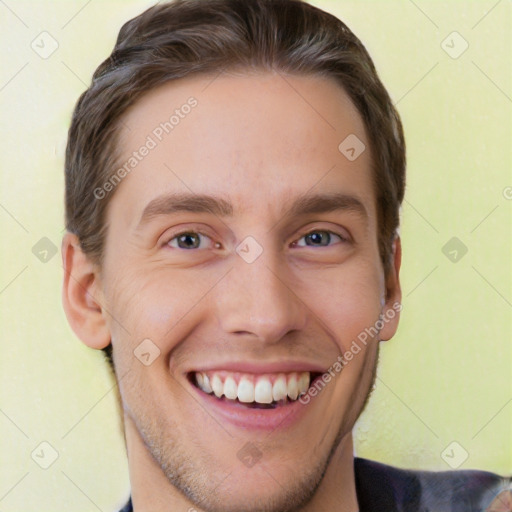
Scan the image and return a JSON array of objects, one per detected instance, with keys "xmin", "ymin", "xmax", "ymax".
[{"xmin": 194, "ymin": 371, "xmax": 311, "ymax": 404}]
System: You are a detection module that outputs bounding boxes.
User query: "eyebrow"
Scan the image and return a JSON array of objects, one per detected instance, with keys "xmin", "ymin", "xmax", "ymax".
[
  {"xmin": 285, "ymin": 192, "xmax": 367, "ymax": 220},
  {"xmin": 135, "ymin": 191, "xmax": 367, "ymax": 230}
]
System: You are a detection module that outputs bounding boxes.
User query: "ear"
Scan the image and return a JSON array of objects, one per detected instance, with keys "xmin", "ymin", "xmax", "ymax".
[
  {"xmin": 379, "ymin": 236, "xmax": 402, "ymax": 342},
  {"xmin": 61, "ymin": 232, "xmax": 111, "ymax": 349}
]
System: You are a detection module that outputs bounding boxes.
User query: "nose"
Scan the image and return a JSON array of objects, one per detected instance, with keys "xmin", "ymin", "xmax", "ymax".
[{"xmin": 213, "ymin": 247, "xmax": 307, "ymax": 344}]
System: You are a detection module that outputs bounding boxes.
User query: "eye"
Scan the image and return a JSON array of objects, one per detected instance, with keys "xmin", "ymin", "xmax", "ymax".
[
  {"xmin": 166, "ymin": 231, "xmax": 219, "ymax": 250},
  {"xmin": 292, "ymin": 229, "xmax": 346, "ymax": 248}
]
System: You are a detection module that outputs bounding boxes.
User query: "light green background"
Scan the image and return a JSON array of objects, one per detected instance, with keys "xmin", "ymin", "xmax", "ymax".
[{"xmin": 1, "ymin": 1, "xmax": 511, "ymax": 511}]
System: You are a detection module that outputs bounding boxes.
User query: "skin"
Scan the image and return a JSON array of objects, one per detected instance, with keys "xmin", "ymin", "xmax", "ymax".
[{"xmin": 62, "ymin": 71, "xmax": 402, "ymax": 512}]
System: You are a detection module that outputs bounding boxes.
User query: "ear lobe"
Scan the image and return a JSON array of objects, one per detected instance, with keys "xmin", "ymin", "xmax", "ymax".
[
  {"xmin": 61, "ymin": 232, "xmax": 111, "ymax": 349},
  {"xmin": 379, "ymin": 236, "xmax": 402, "ymax": 342}
]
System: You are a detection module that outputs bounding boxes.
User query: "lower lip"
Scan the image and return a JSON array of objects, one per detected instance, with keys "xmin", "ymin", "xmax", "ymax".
[{"xmin": 189, "ymin": 379, "xmax": 316, "ymax": 432}]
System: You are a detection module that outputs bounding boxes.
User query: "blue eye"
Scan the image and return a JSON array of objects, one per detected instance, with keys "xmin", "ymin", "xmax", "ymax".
[
  {"xmin": 165, "ymin": 229, "xmax": 347, "ymax": 251},
  {"xmin": 167, "ymin": 232, "xmax": 213, "ymax": 250},
  {"xmin": 294, "ymin": 230, "xmax": 345, "ymax": 247}
]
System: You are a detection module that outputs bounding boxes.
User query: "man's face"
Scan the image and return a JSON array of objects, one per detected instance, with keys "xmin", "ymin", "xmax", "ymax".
[{"xmin": 98, "ymin": 72, "xmax": 400, "ymax": 510}]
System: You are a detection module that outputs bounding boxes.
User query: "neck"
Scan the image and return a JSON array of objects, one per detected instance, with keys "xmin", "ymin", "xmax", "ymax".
[{"xmin": 125, "ymin": 414, "xmax": 359, "ymax": 512}]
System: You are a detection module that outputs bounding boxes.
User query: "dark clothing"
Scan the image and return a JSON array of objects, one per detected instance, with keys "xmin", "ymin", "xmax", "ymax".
[
  {"xmin": 354, "ymin": 458, "xmax": 510, "ymax": 511},
  {"xmin": 118, "ymin": 457, "xmax": 511, "ymax": 511}
]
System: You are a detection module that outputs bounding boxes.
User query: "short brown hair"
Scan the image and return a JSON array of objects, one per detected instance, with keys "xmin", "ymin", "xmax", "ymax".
[{"xmin": 64, "ymin": 0, "xmax": 406, "ymax": 363}]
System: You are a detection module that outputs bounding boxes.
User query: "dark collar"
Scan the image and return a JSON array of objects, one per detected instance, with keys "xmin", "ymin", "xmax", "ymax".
[{"xmin": 354, "ymin": 457, "xmax": 509, "ymax": 512}]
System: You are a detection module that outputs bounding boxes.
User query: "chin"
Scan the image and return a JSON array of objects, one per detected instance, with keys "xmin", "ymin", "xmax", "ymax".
[{"xmin": 168, "ymin": 461, "xmax": 325, "ymax": 512}]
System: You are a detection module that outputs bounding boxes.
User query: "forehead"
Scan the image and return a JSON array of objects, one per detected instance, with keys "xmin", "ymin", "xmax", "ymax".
[{"xmin": 107, "ymin": 71, "xmax": 375, "ymax": 231}]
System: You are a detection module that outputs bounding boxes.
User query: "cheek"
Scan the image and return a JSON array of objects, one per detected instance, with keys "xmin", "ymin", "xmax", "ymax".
[
  {"xmin": 103, "ymin": 265, "xmax": 170, "ymax": 351},
  {"xmin": 299, "ymin": 260, "xmax": 384, "ymax": 352},
  {"xmin": 105, "ymin": 266, "xmax": 219, "ymax": 349}
]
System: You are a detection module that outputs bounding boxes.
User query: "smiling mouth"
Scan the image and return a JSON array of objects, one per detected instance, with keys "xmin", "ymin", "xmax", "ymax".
[{"xmin": 187, "ymin": 370, "xmax": 323, "ymax": 409}]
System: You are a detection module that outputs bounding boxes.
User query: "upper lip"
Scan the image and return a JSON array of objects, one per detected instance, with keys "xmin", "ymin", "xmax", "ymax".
[{"xmin": 187, "ymin": 361, "xmax": 328, "ymax": 375}]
